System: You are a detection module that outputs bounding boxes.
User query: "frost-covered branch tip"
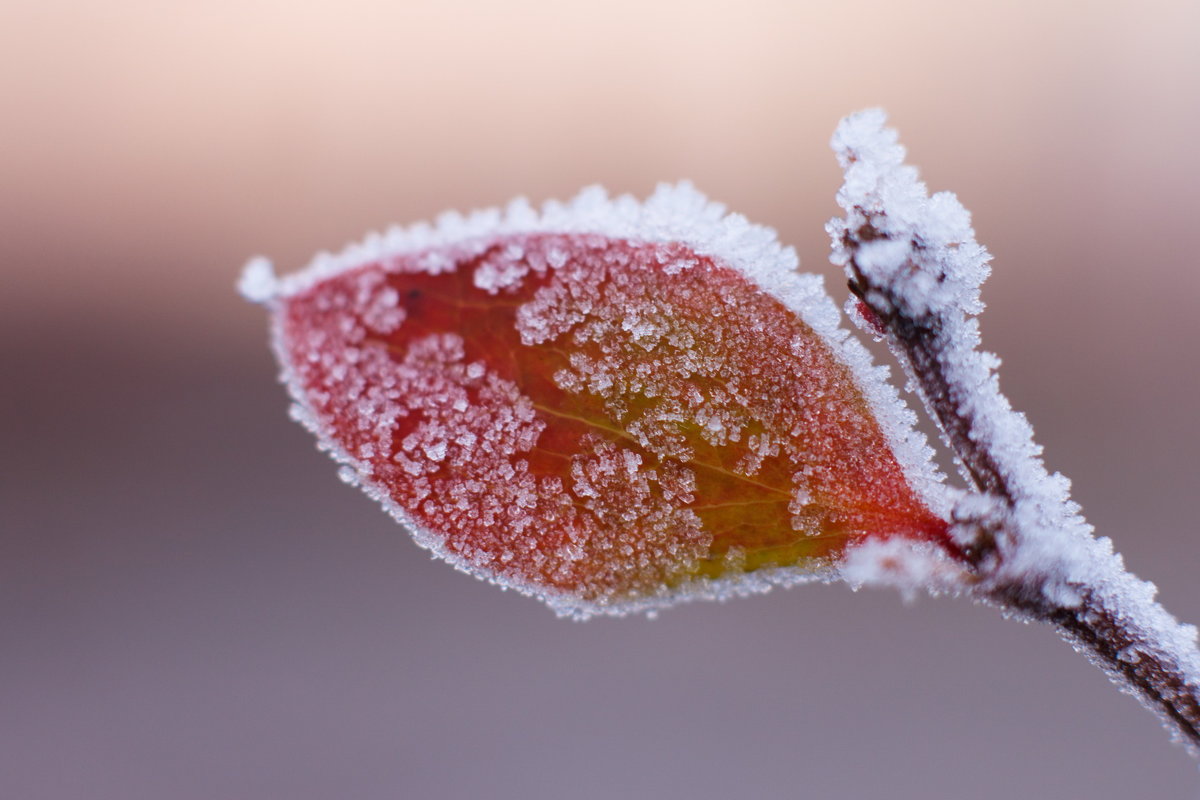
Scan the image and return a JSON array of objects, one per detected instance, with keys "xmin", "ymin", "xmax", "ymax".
[
  {"xmin": 829, "ymin": 108, "xmax": 990, "ymax": 321},
  {"xmin": 829, "ymin": 109, "xmax": 1200, "ymax": 756}
]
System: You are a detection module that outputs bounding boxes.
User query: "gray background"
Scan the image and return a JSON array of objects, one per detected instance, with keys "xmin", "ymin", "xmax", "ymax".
[{"xmin": 4, "ymin": 0, "xmax": 1200, "ymax": 796}]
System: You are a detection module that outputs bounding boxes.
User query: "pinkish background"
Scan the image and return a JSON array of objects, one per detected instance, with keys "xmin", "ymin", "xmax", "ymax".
[{"xmin": 4, "ymin": 1, "xmax": 1200, "ymax": 797}]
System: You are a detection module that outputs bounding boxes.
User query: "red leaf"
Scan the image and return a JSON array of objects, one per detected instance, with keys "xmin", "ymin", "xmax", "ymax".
[{"xmin": 242, "ymin": 185, "xmax": 951, "ymax": 616}]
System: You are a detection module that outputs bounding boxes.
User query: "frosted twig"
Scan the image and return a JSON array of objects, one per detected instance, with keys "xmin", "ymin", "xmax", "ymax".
[{"xmin": 828, "ymin": 109, "xmax": 1200, "ymax": 755}]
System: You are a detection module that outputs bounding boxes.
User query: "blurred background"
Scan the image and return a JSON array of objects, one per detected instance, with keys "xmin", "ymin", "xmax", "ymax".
[{"xmin": 4, "ymin": 0, "xmax": 1200, "ymax": 797}]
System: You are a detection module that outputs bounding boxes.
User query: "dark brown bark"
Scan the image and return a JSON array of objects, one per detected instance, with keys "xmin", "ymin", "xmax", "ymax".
[{"xmin": 990, "ymin": 583, "xmax": 1200, "ymax": 752}]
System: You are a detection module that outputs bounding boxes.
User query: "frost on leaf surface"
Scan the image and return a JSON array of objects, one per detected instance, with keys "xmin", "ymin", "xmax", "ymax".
[{"xmin": 243, "ymin": 184, "xmax": 951, "ymax": 617}]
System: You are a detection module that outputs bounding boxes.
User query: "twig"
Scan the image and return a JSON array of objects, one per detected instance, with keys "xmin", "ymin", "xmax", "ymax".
[{"xmin": 830, "ymin": 109, "xmax": 1200, "ymax": 755}]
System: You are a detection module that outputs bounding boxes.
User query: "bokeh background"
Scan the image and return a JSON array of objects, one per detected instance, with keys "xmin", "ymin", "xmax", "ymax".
[{"xmin": 4, "ymin": 0, "xmax": 1200, "ymax": 797}]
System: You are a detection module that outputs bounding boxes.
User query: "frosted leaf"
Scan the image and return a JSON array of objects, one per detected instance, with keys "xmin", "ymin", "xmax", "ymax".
[{"xmin": 243, "ymin": 183, "xmax": 953, "ymax": 617}]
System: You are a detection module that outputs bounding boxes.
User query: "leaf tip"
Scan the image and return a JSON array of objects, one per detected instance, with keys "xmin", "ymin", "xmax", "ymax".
[{"xmin": 238, "ymin": 256, "xmax": 279, "ymax": 305}]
